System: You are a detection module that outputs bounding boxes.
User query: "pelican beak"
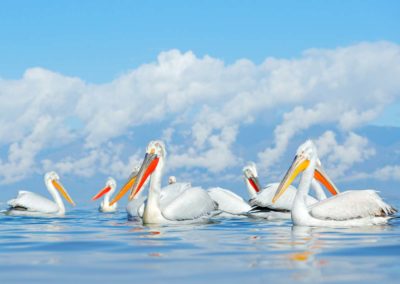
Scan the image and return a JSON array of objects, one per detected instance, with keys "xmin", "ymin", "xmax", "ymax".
[
  {"xmin": 248, "ymin": 176, "xmax": 262, "ymax": 193},
  {"xmin": 272, "ymin": 155, "xmax": 310, "ymax": 203},
  {"xmin": 92, "ymin": 185, "xmax": 112, "ymax": 201},
  {"xmin": 109, "ymin": 172, "xmax": 138, "ymax": 206},
  {"xmin": 52, "ymin": 179, "xmax": 76, "ymax": 206},
  {"xmin": 128, "ymin": 152, "xmax": 159, "ymax": 201},
  {"xmin": 314, "ymin": 165, "xmax": 340, "ymax": 195}
]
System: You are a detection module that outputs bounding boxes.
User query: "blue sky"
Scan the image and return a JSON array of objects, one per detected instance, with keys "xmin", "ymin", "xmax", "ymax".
[
  {"xmin": 1, "ymin": 1, "xmax": 399, "ymax": 82},
  {"xmin": 0, "ymin": 1, "xmax": 400, "ymax": 205}
]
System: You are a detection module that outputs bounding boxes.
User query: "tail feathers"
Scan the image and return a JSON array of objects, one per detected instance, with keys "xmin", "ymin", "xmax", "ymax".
[
  {"xmin": 366, "ymin": 190, "xmax": 397, "ymax": 217},
  {"xmin": 374, "ymin": 192, "xmax": 396, "ymax": 216},
  {"xmin": 382, "ymin": 205, "xmax": 397, "ymax": 216}
]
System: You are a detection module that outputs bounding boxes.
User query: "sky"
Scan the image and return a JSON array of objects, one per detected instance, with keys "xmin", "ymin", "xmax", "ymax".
[{"xmin": 0, "ymin": 1, "xmax": 400, "ymax": 205}]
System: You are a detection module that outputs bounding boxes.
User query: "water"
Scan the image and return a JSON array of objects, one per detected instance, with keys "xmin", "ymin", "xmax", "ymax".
[{"xmin": 1, "ymin": 203, "xmax": 400, "ymax": 284}]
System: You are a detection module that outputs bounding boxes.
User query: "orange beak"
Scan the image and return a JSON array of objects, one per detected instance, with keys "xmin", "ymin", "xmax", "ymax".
[
  {"xmin": 128, "ymin": 153, "xmax": 159, "ymax": 201},
  {"xmin": 52, "ymin": 179, "xmax": 76, "ymax": 206},
  {"xmin": 314, "ymin": 166, "xmax": 340, "ymax": 196},
  {"xmin": 109, "ymin": 174, "xmax": 137, "ymax": 206},
  {"xmin": 272, "ymin": 155, "xmax": 340, "ymax": 204},
  {"xmin": 92, "ymin": 185, "xmax": 112, "ymax": 201}
]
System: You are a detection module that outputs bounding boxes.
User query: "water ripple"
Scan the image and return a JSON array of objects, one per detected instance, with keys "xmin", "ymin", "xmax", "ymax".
[{"xmin": 1, "ymin": 204, "xmax": 400, "ymax": 283}]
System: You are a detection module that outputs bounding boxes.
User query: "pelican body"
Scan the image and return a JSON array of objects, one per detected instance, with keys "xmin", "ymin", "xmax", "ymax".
[
  {"xmin": 273, "ymin": 140, "xmax": 397, "ymax": 227},
  {"xmin": 170, "ymin": 176, "xmax": 251, "ymax": 216},
  {"xmin": 92, "ymin": 177, "xmax": 118, "ymax": 213},
  {"xmin": 242, "ymin": 162, "xmax": 335, "ymax": 219},
  {"xmin": 126, "ymin": 180, "xmax": 192, "ymax": 220},
  {"xmin": 110, "ymin": 140, "xmax": 219, "ymax": 224},
  {"xmin": 207, "ymin": 187, "xmax": 251, "ymax": 216},
  {"xmin": 6, "ymin": 171, "xmax": 75, "ymax": 216}
]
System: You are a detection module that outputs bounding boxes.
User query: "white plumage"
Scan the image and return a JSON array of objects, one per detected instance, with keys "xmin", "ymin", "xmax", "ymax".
[
  {"xmin": 273, "ymin": 140, "xmax": 397, "ymax": 227},
  {"xmin": 8, "ymin": 191, "xmax": 60, "ymax": 214},
  {"xmin": 92, "ymin": 177, "xmax": 118, "ymax": 213},
  {"xmin": 248, "ymin": 182, "xmax": 317, "ymax": 211},
  {"xmin": 123, "ymin": 140, "xmax": 219, "ymax": 224},
  {"xmin": 6, "ymin": 171, "xmax": 75, "ymax": 216},
  {"xmin": 242, "ymin": 163, "xmax": 325, "ymax": 219},
  {"xmin": 309, "ymin": 190, "xmax": 396, "ymax": 221},
  {"xmin": 161, "ymin": 187, "xmax": 218, "ymax": 221},
  {"xmin": 207, "ymin": 187, "xmax": 251, "ymax": 216},
  {"xmin": 127, "ymin": 182, "xmax": 191, "ymax": 219}
]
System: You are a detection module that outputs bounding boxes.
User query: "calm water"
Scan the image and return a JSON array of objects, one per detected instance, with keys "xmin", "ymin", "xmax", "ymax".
[{"xmin": 1, "ymin": 201, "xmax": 400, "ymax": 284}]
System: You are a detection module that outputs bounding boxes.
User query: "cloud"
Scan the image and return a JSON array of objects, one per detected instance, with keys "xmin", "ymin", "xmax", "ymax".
[
  {"xmin": 314, "ymin": 131, "xmax": 376, "ymax": 178},
  {"xmin": 346, "ymin": 165, "xmax": 400, "ymax": 182},
  {"xmin": 257, "ymin": 104, "xmax": 336, "ymax": 171},
  {"xmin": 0, "ymin": 116, "xmax": 56, "ymax": 183},
  {"xmin": 168, "ymin": 125, "xmax": 240, "ymax": 173},
  {"xmin": 1, "ymin": 41, "xmax": 400, "ymax": 185},
  {"xmin": 41, "ymin": 142, "xmax": 143, "ymax": 179}
]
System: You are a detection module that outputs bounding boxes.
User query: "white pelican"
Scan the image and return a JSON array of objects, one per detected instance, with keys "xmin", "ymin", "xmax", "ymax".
[
  {"xmin": 126, "ymin": 180, "xmax": 192, "ymax": 220},
  {"xmin": 207, "ymin": 187, "xmax": 252, "ymax": 216},
  {"xmin": 109, "ymin": 168, "xmax": 191, "ymax": 219},
  {"xmin": 242, "ymin": 162, "xmax": 335, "ymax": 219},
  {"xmin": 6, "ymin": 171, "xmax": 75, "ymax": 216},
  {"xmin": 167, "ymin": 176, "xmax": 251, "ymax": 216},
  {"xmin": 111, "ymin": 140, "xmax": 219, "ymax": 224},
  {"xmin": 102, "ymin": 166, "xmax": 144, "ymax": 219},
  {"xmin": 168, "ymin": 176, "xmax": 177, "ymax": 184},
  {"xmin": 92, "ymin": 177, "xmax": 118, "ymax": 213},
  {"xmin": 273, "ymin": 140, "xmax": 397, "ymax": 227}
]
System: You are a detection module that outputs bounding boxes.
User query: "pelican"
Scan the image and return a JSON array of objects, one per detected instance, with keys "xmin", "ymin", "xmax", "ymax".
[
  {"xmin": 242, "ymin": 162, "xmax": 335, "ymax": 219},
  {"xmin": 6, "ymin": 171, "xmax": 75, "ymax": 216},
  {"xmin": 110, "ymin": 140, "xmax": 219, "ymax": 224},
  {"xmin": 109, "ymin": 168, "xmax": 192, "ymax": 219},
  {"xmin": 101, "ymin": 166, "xmax": 145, "ymax": 219},
  {"xmin": 273, "ymin": 140, "xmax": 397, "ymax": 227},
  {"xmin": 207, "ymin": 187, "xmax": 251, "ymax": 216},
  {"xmin": 92, "ymin": 177, "xmax": 118, "ymax": 213},
  {"xmin": 168, "ymin": 176, "xmax": 177, "ymax": 184},
  {"xmin": 168, "ymin": 176, "xmax": 251, "ymax": 216},
  {"xmin": 127, "ymin": 178, "xmax": 192, "ymax": 220}
]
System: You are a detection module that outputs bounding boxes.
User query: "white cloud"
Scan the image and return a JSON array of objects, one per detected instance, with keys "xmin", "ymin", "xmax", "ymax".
[
  {"xmin": 1, "ymin": 41, "xmax": 400, "ymax": 184},
  {"xmin": 314, "ymin": 131, "xmax": 376, "ymax": 178},
  {"xmin": 168, "ymin": 125, "xmax": 240, "ymax": 173},
  {"xmin": 0, "ymin": 116, "xmax": 56, "ymax": 183},
  {"xmin": 257, "ymin": 104, "xmax": 336, "ymax": 171},
  {"xmin": 42, "ymin": 142, "xmax": 142, "ymax": 179},
  {"xmin": 346, "ymin": 165, "xmax": 400, "ymax": 182}
]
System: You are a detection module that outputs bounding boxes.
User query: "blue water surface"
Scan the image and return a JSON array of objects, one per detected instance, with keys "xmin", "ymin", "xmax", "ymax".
[{"xmin": 1, "ymin": 201, "xmax": 400, "ymax": 284}]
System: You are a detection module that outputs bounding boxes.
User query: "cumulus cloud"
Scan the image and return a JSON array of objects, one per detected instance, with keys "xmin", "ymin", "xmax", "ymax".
[
  {"xmin": 0, "ymin": 115, "xmax": 76, "ymax": 183},
  {"xmin": 346, "ymin": 165, "xmax": 400, "ymax": 182},
  {"xmin": 1, "ymin": 41, "xmax": 400, "ymax": 184},
  {"xmin": 314, "ymin": 131, "xmax": 376, "ymax": 178},
  {"xmin": 168, "ymin": 125, "xmax": 240, "ymax": 172},
  {"xmin": 42, "ymin": 143, "xmax": 142, "ymax": 179}
]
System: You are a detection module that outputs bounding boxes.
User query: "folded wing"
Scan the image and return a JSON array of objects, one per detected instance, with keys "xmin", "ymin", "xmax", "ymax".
[
  {"xmin": 309, "ymin": 190, "xmax": 397, "ymax": 221},
  {"xmin": 7, "ymin": 191, "xmax": 59, "ymax": 213},
  {"xmin": 161, "ymin": 187, "xmax": 218, "ymax": 221}
]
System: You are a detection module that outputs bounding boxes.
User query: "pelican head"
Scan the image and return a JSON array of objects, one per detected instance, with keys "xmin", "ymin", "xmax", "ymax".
[
  {"xmin": 92, "ymin": 177, "xmax": 117, "ymax": 201},
  {"xmin": 109, "ymin": 165, "xmax": 141, "ymax": 206},
  {"xmin": 243, "ymin": 162, "xmax": 258, "ymax": 177},
  {"xmin": 242, "ymin": 162, "xmax": 262, "ymax": 193},
  {"xmin": 168, "ymin": 176, "xmax": 177, "ymax": 184},
  {"xmin": 272, "ymin": 140, "xmax": 340, "ymax": 203},
  {"xmin": 45, "ymin": 171, "xmax": 75, "ymax": 206},
  {"xmin": 128, "ymin": 140, "xmax": 166, "ymax": 201}
]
